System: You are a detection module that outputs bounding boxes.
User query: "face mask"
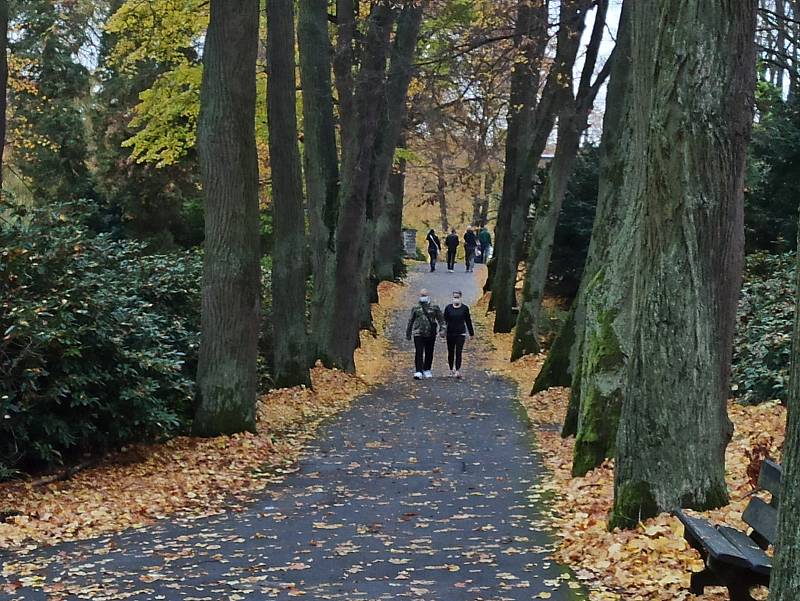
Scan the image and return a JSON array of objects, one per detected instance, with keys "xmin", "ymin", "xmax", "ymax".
[
  {"xmin": 452, "ymin": 298, "xmax": 462, "ymax": 306},
  {"xmin": 419, "ymin": 296, "xmax": 429, "ymax": 303}
]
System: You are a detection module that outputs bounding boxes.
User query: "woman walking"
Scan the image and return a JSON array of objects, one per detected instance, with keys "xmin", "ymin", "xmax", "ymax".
[
  {"xmin": 406, "ymin": 288, "xmax": 445, "ymax": 379},
  {"xmin": 444, "ymin": 290, "xmax": 475, "ymax": 378},
  {"xmin": 426, "ymin": 229, "xmax": 441, "ymax": 272},
  {"xmin": 445, "ymin": 228, "xmax": 459, "ymax": 272}
]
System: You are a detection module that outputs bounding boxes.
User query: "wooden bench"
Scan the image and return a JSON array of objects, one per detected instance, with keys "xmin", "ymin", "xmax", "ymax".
[{"xmin": 675, "ymin": 460, "xmax": 782, "ymax": 601}]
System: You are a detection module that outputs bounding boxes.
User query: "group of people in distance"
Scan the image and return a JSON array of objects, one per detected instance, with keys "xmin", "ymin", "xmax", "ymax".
[
  {"xmin": 406, "ymin": 288, "xmax": 475, "ymax": 380},
  {"xmin": 425, "ymin": 225, "xmax": 493, "ymax": 274}
]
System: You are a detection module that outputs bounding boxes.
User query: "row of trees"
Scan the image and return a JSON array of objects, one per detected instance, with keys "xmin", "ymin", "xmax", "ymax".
[{"xmin": 474, "ymin": 0, "xmax": 799, "ymax": 597}]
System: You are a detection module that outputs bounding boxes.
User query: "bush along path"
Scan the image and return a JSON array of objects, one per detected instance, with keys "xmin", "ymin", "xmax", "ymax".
[{"xmin": 1, "ymin": 263, "xmax": 585, "ymax": 601}]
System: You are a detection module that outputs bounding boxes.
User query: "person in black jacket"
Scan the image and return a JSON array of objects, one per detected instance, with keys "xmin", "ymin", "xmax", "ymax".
[
  {"xmin": 426, "ymin": 229, "xmax": 441, "ymax": 272},
  {"xmin": 463, "ymin": 226, "xmax": 478, "ymax": 272},
  {"xmin": 443, "ymin": 290, "xmax": 475, "ymax": 378},
  {"xmin": 444, "ymin": 228, "xmax": 459, "ymax": 272}
]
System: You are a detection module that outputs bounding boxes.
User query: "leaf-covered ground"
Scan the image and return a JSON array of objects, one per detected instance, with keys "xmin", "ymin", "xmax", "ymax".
[
  {"xmin": 1, "ymin": 265, "xmax": 587, "ymax": 600},
  {"xmin": 0, "ymin": 281, "xmax": 404, "ymax": 553},
  {"xmin": 482, "ymin": 301, "xmax": 786, "ymax": 601}
]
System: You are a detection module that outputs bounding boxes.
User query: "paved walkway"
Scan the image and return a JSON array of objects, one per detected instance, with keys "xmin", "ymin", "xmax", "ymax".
[{"xmin": 1, "ymin": 263, "xmax": 584, "ymax": 600}]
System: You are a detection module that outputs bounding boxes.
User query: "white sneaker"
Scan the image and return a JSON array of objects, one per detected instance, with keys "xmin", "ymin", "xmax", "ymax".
[
  {"xmin": 455, "ymin": 370, "xmax": 463, "ymax": 379},
  {"xmin": 450, "ymin": 369, "xmax": 456, "ymax": 377},
  {"xmin": 413, "ymin": 372, "xmax": 423, "ymax": 380},
  {"xmin": 423, "ymin": 370, "xmax": 433, "ymax": 379},
  {"xmin": 448, "ymin": 269, "xmax": 453, "ymax": 273}
]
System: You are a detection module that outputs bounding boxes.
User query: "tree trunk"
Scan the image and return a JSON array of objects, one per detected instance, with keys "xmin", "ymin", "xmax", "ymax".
[
  {"xmin": 434, "ymin": 146, "xmax": 448, "ymax": 231},
  {"xmin": 267, "ymin": 0, "xmax": 311, "ymax": 389},
  {"xmin": 770, "ymin": 217, "xmax": 800, "ymax": 601},
  {"xmin": 511, "ymin": 0, "xmax": 610, "ymax": 360},
  {"xmin": 569, "ymin": 3, "xmax": 633, "ymax": 476},
  {"xmin": 298, "ymin": 0, "xmax": 341, "ymax": 367},
  {"xmin": 324, "ymin": 4, "xmax": 396, "ymax": 371},
  {"xmin": 194, "ymin": 0, "xmax": 261, "ymax": 436},
  {"xmin": 373, "ymin": 140, "xmax": 407, "ymax": 282},
  {"xmin": 511, "ymin": 114, "xmax": 583, "ymax": 360},
  {"xmin": 491, "ymin": 0, "xmax": 548, "ymax": 331},
  {"xmin": 609, "ymin": 0, "xmax": 757, "ymax": 529},
  {"xmin": 369, "ymin": 4, "xmax": 423, "ymax": 287},
  {"xmin": 492, "ymin": 0, "xmax": 591, "ymax": 333},
  {"xmin": 0, "ymin": 0, "xmax": 8, "ymax": 191}
]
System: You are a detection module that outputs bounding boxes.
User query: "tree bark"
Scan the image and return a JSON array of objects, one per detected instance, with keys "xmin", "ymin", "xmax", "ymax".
[
  {"xmin": 610, "ymin": 0, "xmax": 757, "ymax": 529},
  {"xmin": 373, "ymin": 137, "xmax": 407, "ymax": 282},
  {"xmin": 569, "ymin": 3, "xmax": 634, "ymax": 475},
  {"xmin": 770, "ymin": 216, "xmax": 800, "ymax": 601},
  {"xmin": 324, "ymin": 3, "xmax": 396, "ymax": 371},
  {"xmin": 490, "ymin": 0, "xmax": 548, "ymax": 326},
  {"xmin": 298, "ymin": 0, "xmax": 341, "ymax": 367},
  {"xmin": 511, "ymin": 0, "xmax": 610, "ymax": 360},
  {"xmin": 267, "ymin": 0, "xmax": 311, "ymax": 389},
  {"xmin": 434, "ymin": 145, "xmax": 449, "ymax": 231},
  {"xmin": 0, "ymin": 0, "xmax": 8, "ymax": 191},
  {"xmin": 492, "ymin": 0, "xmax": 591, "ymax": 333},
  {"xmin": 194, "ymin": 0, "xmax": 261, "ymax": 436}
]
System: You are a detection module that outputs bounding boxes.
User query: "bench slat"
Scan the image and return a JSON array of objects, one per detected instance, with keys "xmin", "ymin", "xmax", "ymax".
[
  {"xmin": 675, "ymin": 510, "xmax": 750, "ymax": 568},
  {"xmin": 718, "ymin": 526, "xmax": 772, "ymax": 576},
  {"xmin": 742, "ymin": 497, "xmax": 778, "ymax": 545},
  {"xmin": 758, "ymin": 459, "xmax": 783, "ymax": 506}
]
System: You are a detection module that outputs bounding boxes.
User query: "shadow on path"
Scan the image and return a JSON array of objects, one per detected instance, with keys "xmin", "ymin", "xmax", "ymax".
[{"xmin": 1, "ymin": 263, "xmax": 585, "ymax": 600}]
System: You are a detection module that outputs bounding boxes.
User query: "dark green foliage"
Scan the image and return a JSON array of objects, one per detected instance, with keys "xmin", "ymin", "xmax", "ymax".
[
  {"xmin": 547, "ymin": 145, "xmax": 599, "ymax": 296},
  {"xmin": 0, "ymin": 202, "xmax": 202, "ymax": 476},
  {"xmin": 8, "ymin": 0, "xmax": 95, "ymax": 203},
  {"xmin": 732, "ymin": 251, "xmax": 795, "ymax": 405},
  {"xmin": 745, "ymin": 98, "xmax": 800, "ymax": 253}
]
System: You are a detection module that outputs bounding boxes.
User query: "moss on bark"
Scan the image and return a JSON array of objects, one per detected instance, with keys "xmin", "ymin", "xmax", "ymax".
[
  {"xmin": 609, "ymin": 480, "xmax": 658, "ymax": 530},
  {"xmin": 532, "ymin": 304, "xmax": 576, "ymax": 392}
]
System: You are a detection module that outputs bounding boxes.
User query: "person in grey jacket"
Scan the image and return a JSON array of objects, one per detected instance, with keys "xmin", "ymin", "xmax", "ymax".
[{"xmin": 406, "ymin": 288, "xmax": 445, "ymax": 379}]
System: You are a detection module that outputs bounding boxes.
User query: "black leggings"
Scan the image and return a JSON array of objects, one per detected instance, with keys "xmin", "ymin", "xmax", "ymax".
[
  {"xmin": 414, "ymin": 335, "xmax": 436, "ymax": 372},
  {"xmin": 447, "ymin": 335, "xmax": 466, "ymax": 370},
  {"xmin": 429, "ymin": 249, "xmax": 438, "ymax": 271}
]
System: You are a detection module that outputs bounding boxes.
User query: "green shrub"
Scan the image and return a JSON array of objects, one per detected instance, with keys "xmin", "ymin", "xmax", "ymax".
[
  {"xmin": 0, "ymin": 201, "xmax": 202, "ymax": 474},
  {"xmin": 732, "ymin": 251, "xmax": 795, "ymax": 405}
]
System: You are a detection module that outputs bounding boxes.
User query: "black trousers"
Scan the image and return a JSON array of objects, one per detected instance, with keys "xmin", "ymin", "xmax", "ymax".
[
  {"xmin": 447, "ymin": 335, "xmax": 466, "ymax": 370},
  {"xmin": 429, "ymin": 249, "xmax": 438, "ymax": 271},
  {"xmin": 414, "ymin": 335, "xmax": 436, "ymax": 372},
  {"xmin": 446, "ymin": 248, "xmax": 457, "ymax": 270},
  {"xmin": 465, "ymin": 247, "xmax": 476, "ymax": 270}
]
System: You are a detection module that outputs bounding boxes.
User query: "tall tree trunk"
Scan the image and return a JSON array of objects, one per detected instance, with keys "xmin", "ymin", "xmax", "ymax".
[
  {"xmin": 267, "ymin": 0, "xmax": 311, "ymax": 388},
  {"xmin": 770, "ymin": 217, "xmax": 800, "ymax": 601},
  {"xmin": 490, "ymin": 0, "xmax": 548, "ymax": 321},
  {"xmin": 569, "ymin": 3, "xmax": 634, "ymax": 474},
  {"xmin": 194, "ymin": 0, "xmax": 260, "ymax": 436},
  {"xmin": 298, "ymin": 0, "xmax": 341, "ymax": 366},
  {"xmin": 0, "ymin": 0, "xmax": 7, "ymax": 191},
  {"xmin": 492, "ymin": 0, "xmax": 591, "ymax": 333},
  {"xmin": 373, "ymin": 136, "xmax": 407, "ymax": 282},
  {"xmin": 609, "ymin": 0, "xmax": 757, "ymax": 529},
  {"xmin": 368, "ymin": 4, "xmax": 423, "ymax": 288},
  {"xmin": 511, "ymin": 0, "xmax": 610, "ymax": 360},
  {"xmin": 434, "ymin": 146, "xmax": 448, "ymax": 231},
  {"xmin": 324, "ymin": 4, "xmax": 396, "ymax": 371}
]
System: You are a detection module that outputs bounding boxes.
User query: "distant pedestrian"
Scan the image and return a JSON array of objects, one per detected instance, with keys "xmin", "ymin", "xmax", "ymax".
[
  {"xmin": 406, "ymin": 289, "xmax": 445, "ymax": 379},
  {"xmin": 426, "ymin": 229, "xmax": 441, "ymax": 272},
  {"xmin": 445, "ymin": 228, "xmax": 459, "ymax": 272},
  {"xmin": 463, "ymin": 225, "xmax": 478, "ymax": 272},
  {"xmin": 444, "ymin": 290, "xmax": 475, "ymax": 378},
  {"xmin": 478, "ymin": 226, "xmax": 493, "ymax": 263}
]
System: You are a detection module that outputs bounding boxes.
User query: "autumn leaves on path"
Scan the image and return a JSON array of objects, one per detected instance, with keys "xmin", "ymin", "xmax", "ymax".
[{"xmin": 0, "ymin": 264, "xmax": 584, "ymax": 600}]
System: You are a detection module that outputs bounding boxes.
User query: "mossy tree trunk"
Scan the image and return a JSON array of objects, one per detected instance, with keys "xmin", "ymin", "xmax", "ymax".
[
  {"xmin": 0, "ymin": 0, "xmax": 7, "ymax": 190},
  {"xmin": 566, "ymin": 2, "xmax": 635, "ymax": 475},
  {"xmin": 266, "ymin": 0, "xmax": 311, "ymax": 388},
  {"xmin": 511, "ymin": 0, "xmax": 611, "ymax": 360},
  {"xmin": 610, "ymin": 0, "xmax": 757, "ymax": 529},
  {"xmin": 298, "ymin": 0, "xmax": 341, "ymax": 367},
  {"xmin": 194, "ymin": 0, "xmax": 260, "ymax": 436},
  {"xmin": 770, "ymin": 218, "xmax": 800, "ymax": 601},
  {"xmin": 373, "ymin": 140, "xmax": 407, "ymax": 282},
  {"xmin": 493, "ymin": 0, "xmax": 592, "ymax": 334}
]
